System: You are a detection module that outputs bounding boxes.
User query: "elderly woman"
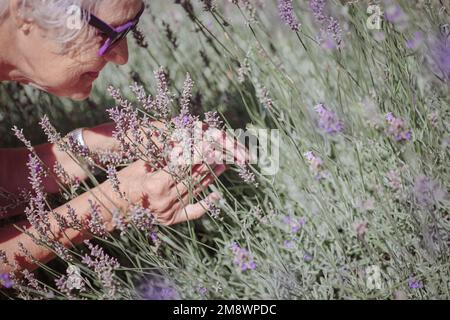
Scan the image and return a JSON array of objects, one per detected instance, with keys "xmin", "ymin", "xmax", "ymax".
[{"xmin": 0, "ymin": 0, "xmax": 244, "ymax": 274}]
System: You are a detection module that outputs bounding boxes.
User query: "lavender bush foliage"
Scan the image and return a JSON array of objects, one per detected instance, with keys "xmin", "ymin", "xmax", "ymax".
[{"xmin": 1, "ymin": 0, "xmax": 450, "ymax": 300}]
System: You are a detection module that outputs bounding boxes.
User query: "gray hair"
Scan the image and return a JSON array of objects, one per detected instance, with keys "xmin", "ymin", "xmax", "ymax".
[{"xmin": 0, "ymin": 0, "xmax": 100, "ymax": 45}]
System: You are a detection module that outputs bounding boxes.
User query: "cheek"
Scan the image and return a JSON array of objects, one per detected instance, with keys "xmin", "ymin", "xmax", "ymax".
[
  {"xmin": 51, "ymin": 58, "xmax": 97, "ymax": 87},
  {"xmin": 41, "ymin": 63, "xmax": 92, "ymax": 98},
  {"xmin": 47, "ymin": 64, "xmax": 84, "ymax": 88}
]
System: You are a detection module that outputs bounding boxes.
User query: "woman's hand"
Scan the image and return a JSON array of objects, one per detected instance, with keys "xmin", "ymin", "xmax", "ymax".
[
  {"xmin": 111, "ymin": 120, "xmax": 251, "ymax": 225},
  {"xmin": 115, "ymin": 160, "xmax": 227, "ymax": 225}
]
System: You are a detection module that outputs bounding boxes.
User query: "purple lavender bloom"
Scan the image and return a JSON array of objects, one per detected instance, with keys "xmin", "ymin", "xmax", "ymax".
[
  {"xmin": 137, "ymin": 276, "xmax": 180, "ymax": 300},
  {"xmin": 130, "ymin": 205, "xmax": 156, "ymax": 232},
  {"xmin": 106, "ymin": 165, "xmax": 124, "ymax": 198},
  {"xmin": 278, "ymin": 0, "xmax": 301, "ymax": 32},
  {"xmin": 303, "ymin": 254, "xmax": 313, "ymax": 262},
  {"xmin": 385, "ymin": 112, "xmax": 412, "ymax": 142},
  {"xmin": 238, "ymin": 163, "xmax": 258, "ymax": 186},
  {"xmin": 314, "ymin": 103, "xmax": 343, "ymax": 135},
  {"xmin": 198, "ymin": 286, "xmax": 208, "ymax": 296},
  {"xmin": 230, "ymin": 242, "xmax": 256, "ymax": 271},
  {"xmin": 384, "ymin": 3, "xmax": 406, "ymax": 24},
  {"xmin": 325, "ymin": 17, "xmax": 342, "ymax": 49},
  {"xmin": 150, "ymin": 232, "xmax": 158, "ymax": 242},
  {"xmin": 413, "ymin": 175, "xmax": 448, "ymax": 208},
  {"xmin": 204, "ymin": 111, "xmax": 223, "ymax": 129},
  {"xmin": 428, "ymin": 35, "xmax": 450, "ymax": 81},
  {"xmin": 309, "ymin": 0, "xmax": 343, "ymax": 49},
  {"xmin": 81, "ymin": 240, "xmax": 120, "ymax": 298},
  {"xmin": 177, "ymin": 73, "xmax": 194, "ymax": 123},
  {"xmin": 282, "ymin": 215, "xmax": 305, "ymax": 233},
  {"xmin": 284, "ymin": 239, "xmax": 295, "ymax": 249},
  {"xmin": 39, "ymin": 115, "xmax": 62, "ymax": 145},
  {"xmin": 26, "ymin": 154, "xmax": 51, "ymax": 237},
  {"xmin": 383, "ymin": 1, "xmax": 408, "ymax": 30},
  {"xmin": 408, "ymin": 277, "xmax": 423, "ymax": 289},
  {"xmin": 0, "ymin": 273, "xmax": 14, "ymax": 289},
  {"xmin": 304, "ymin": 151, "xmax": 328, "ymax": 180},
  {"xmin": 304, "ymin": 151, "xmax": 323, "ymax": 168},
  {"xmin": 154, "ymin": 67, "xmax": 172, "ymax": 120},
  {"xmin": 310, "ymin": 0, "xmax": 327, "ymax": 25},
  {"xmin": 406, "ymin": 31, "xmax": 423, "ymax": 50},
  {"xmin": 106, "ymin": 92, "xmax": 142, "ymax": 161},
  {"xmin": 86, "ymin": 200, "xmax": 107, "ymax": 238}
]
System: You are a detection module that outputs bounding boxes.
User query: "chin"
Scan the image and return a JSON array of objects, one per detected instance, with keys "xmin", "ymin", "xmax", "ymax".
[
  {"xmin": 70, "ymin": 93, "xmax": 91, "ymax": 101},
  {"xmin": 68, "ymin": 85, "xmax": 93, "ymax": 101}
]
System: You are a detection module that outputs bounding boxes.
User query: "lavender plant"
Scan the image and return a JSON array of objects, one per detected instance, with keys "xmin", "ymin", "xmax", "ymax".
[{"xmin": 1, "ymin": 0, "xmax": 450, "ymax": 300}]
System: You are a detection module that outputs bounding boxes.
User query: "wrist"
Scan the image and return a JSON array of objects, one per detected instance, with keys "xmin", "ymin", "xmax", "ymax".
[{"xmin": 83, "ymin": 123, "xmax": 118, "ymax": 152}]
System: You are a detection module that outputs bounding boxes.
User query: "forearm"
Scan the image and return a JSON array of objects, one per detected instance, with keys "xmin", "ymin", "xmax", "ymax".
[
  {"xmin": 0, "ymin": 123, "xmax": 118, "ymax": 194},
  {"xmin": 0, "ymin": 178, "xmax": 125, "ymax": 273}
]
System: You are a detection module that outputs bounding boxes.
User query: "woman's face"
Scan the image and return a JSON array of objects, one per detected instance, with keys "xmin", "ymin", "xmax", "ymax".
[{"xmin": 14, "ymin": 0, "xmax": 143, "ymax": 100}]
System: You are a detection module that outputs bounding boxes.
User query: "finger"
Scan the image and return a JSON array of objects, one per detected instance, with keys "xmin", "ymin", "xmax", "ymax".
[
  {"xmin": 173, "ymin": 164, "xmax": 226, "ymax": 216},
  {"xmin": 173, "ymin": 162, "xmax": 218, "ymax": 195},
  {"xmin": 182, "ymin": 164, "xmax": 227, "ymax": 198},
  {"xmin": 172, "ymin": 192, "xmax": 222, "ymax": 225}
]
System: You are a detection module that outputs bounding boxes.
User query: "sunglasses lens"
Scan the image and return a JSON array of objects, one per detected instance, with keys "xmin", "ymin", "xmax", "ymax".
[{"xmin": 100, "ymin": 28, "xmax": 133, "ymax": 56}]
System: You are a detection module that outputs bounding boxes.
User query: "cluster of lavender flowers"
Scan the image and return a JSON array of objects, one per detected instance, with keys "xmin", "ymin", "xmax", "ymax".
[
  {"xmin": 86, "ymin": 200, "xmax": 107, "ymax": 238},
  {"xmin": 111, "ymin": 68, "xmax": 201, "ymax": 177},
  {"xmin": 129, "ymin": 205, "xmax": 157, "ymax": 232},
  {"xmin": 230, "ymin": 242, "xmax": 256, "ymax": 271},
  {"xmin": 137, "ymin": 275, "xmax": 180, "ymax": 300},
  {"xmin": 112, "ymin": 66, "xmax": 255, "ymax": 190},
  {"xmin": 309, "ymin": 0, "xmax": 343, "ymax": 49},
  {"xmin": 385, "ymin": 112, "xmax": 412, "ymax": 142},
  {"xmin": 21, "ymin": 153, "xmax": 72, "ymax": 262},
  {"xmin": 304, "ymin": 151, "xmax": 327, "ymax": 180},
  {"xmin": 282, "ymin": 215, "xmax": 306, "ymax": 251},
  {"xmin": 314, "ymin": 103, "xmax": 343, "ymax": 135},
  {"xmin": 277, "ymin": 0, "xmax": 300, "ymax": 32},
  {"xmin": 3, "ymin": 65, "xmax": 259, "ymax": 299},
  {"xmin": 0, "ymin": 272, "xmax": 13, "ymax": 289},
  {"xmin": 428, "ymin": 34, "xmax": 450, "ymax": 82},
  {"xmin": 55, "ymin": 265, "xmax": 86, "ymax": 297},
  {"xmin": 81, "ymin": 240, "xmax": 120, "ymax": 299},
  {"xmin": 406, "ymin": 31, "xmax": 424, "ymax": 50},
  {"xmin": 384, "ymin": 0, "xmax": 408, "ymax": 30},
  {"xmin": 282, "ymin": 215, "xmax": 305, "ymax": 234},
  {"xmin": 413, "ymin": 175, "xmax": 448, "ymax": 209},
  {"xmin": 408, "ymin": 277, "xmax": 424, "ymax": 290}
]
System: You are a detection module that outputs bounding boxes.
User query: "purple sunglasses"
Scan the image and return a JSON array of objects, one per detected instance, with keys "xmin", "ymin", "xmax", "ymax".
[{"xmin": 84, "ymin": 4, "xmax": 145, "ymax": 56}]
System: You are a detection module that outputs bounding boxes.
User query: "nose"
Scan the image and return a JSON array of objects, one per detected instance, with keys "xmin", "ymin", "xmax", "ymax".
[{"xmin": 103, "ymin": 39, "xmax": 129, "ymax": 65}]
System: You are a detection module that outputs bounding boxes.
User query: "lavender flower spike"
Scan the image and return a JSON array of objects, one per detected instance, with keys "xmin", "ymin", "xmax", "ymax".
[
  {"xmin": 385, "ymin": 112, "xmax": 412, "ymax": 142},
  {"xmin": 314, "ymin": 103, "xmax": 343, "ymax": 135},
  {"xmin": 0, "ymin": 273, "xmax": 14, "ymax": 288},
  {"xmin": 230, "ymin": 242, "xmax": 256, "ymax": 271},
  {"xmin": 428, "ymin": 35, "xmax": 450, "ymax": 81},
  {"xmin": 278, "ymin": 0, "xmax": 301, "ymax": 32}
]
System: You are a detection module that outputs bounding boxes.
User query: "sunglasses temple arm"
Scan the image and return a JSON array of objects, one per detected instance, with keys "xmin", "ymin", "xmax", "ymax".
[{"xmin": 87, "ymin": 13, "xmax": 117, "ymax": 37}]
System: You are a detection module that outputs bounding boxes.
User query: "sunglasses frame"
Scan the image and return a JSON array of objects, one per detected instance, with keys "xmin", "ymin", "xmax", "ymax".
[{"xmin": 85, "ymin": 4, "xmax": 145, "ymax": 56}]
